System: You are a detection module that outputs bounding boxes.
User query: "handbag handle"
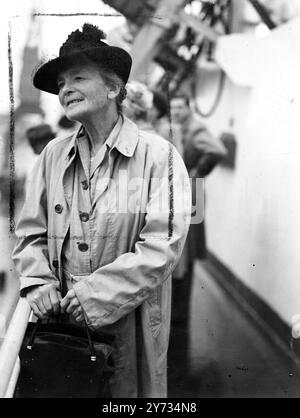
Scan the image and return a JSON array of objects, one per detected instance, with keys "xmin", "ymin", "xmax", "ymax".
[{"xmin": 26, "ymin": 316, "xmax": 97, "ymax": 362}]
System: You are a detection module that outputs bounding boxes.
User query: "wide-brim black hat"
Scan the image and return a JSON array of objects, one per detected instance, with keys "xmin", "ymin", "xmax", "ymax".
[{"xmin": 33, "ymin": 23, "xmax": 132, "ymax": 95}]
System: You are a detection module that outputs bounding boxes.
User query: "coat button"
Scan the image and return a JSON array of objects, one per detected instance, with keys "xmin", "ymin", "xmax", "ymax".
[
  {"xmin": 52, "ymin": 260, "xmax": 59, "ymax": 268},
  {"xmin": 79, "ymin": 212, "xmax": 89, "ymax": 222},
  {"xmin": 55, "ymin": 204, "xmax": 63, "ymax": 214},
  {"xmin": 81, "ymin": 180, "xmax": 89, "ymax": 190},
  {"xmin": 78, "ymin": 243, "xmax": 89, "ymax": 252}
]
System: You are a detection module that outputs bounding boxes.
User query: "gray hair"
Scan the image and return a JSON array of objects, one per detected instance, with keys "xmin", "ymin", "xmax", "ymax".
[{"xmin": 97, "ymin": 66, "xmax": 127, "ymax": 111}]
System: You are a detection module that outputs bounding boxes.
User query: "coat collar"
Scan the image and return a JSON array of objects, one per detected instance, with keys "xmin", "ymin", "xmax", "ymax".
[
  {"xmin": 113, "ymin": 116, "xmax": 139, "ymax": 157},
  {"xmin": 65, "ymin": 114, "xmax": 139, "ymax": 160}
]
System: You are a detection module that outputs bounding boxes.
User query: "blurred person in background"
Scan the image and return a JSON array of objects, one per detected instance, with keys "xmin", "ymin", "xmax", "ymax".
[
  {"xmin": 4, "ymin": 113, "xmax": 46, "ymax": 208},
  {"xmin": 149, "ymin": 90, "xmax": 169, "ymax": 138},
  {"xmin": 57, "ymin": 114, "xmax": 79, "ymax": 136},
  {"xmin": 26, "ymin": 123, "xmax": 56, "ymax": 156},
  {"xmin": 170, "ymin": 92, "xmax": 227, "ymax": 323},
  {"xmin": 150, "ymin": 90, "xmax": 184, "ymax": 157},
  {"xmin": 122, "ymin": 80, "xmax": 155, "ymax": 133},
  {"xmin": 12, "ymin": 24, "xmax": 191, "ymax": 398},
  {"xmin": 14, "ymin": 112, "xmax": 45, "ymax": 180}
]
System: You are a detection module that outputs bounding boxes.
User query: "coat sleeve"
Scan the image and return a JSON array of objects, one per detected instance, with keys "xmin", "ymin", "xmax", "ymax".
[
  {"xmin": 12, "ymin": 148, "xmax": 59, "ymax": 294},
  {"xmin": 73, "ymin": 143, "xmax": 192, "ymax": 329}
]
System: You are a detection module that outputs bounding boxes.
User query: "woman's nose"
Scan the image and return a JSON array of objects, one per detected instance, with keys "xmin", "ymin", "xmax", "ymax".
[
  {"xmin": 61, "ymin": 82, "xmax": 73, "ymax": 95},
  {"xmin": 59, "ymin": 80, "xmax": 73, "ymax": 95},
  {"xmin": 59, "ymin": 82, "xmax": 74, "ymax": 104}
]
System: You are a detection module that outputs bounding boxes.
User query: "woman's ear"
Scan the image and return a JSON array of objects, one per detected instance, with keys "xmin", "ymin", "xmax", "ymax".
[{"xmin": 107, "ymin": 84, "xmax": 120, "ymax": 100}]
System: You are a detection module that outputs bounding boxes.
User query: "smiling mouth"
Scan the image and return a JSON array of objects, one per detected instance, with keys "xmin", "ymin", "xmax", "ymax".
[{"xmin": 66, "ymin": 99, "xmax": 83, "ymax": 106}]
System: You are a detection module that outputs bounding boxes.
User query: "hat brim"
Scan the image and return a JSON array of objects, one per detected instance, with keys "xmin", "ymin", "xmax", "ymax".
[{"xmin": 33, "ymin": 46, "xmax": 132, "ymax": 95}]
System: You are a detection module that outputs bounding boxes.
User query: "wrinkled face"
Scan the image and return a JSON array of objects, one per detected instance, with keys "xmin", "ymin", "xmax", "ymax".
[
  {"xmin": 57, "ymin": 62, "xmax": 110, "ymax": 122},
  {"xmin": 170, "ymin": 98, "xmax": 190, "ymax": 124}
]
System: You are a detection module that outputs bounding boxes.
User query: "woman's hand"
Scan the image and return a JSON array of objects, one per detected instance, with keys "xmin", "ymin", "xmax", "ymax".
[
  {"xmin": 26, "ymin": 284, "xmax": 62, "ymax": 319},
  {"xmin": 60, "ymin": 289, "xmax": 84, "ymax": 322}
]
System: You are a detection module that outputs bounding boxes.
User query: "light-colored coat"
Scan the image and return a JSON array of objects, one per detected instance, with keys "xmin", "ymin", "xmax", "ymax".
[{"xmin": 12, "ymin": 117, "xmax": 191, "ymax": 398}]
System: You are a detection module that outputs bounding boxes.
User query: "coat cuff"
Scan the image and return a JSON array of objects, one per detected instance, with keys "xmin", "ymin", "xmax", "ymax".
[
  {"xmin": 73, "ymin": 279, "xmax": 112, "ymax": 329},
  {"xmin": 20, "ymin": 277, "xmax": 59, "ymax": 293}
]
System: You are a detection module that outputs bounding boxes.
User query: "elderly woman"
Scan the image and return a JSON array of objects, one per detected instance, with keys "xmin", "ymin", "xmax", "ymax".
[{"xmin": 12, "ymin": 24, "xmax": 191, "ymax": 398}]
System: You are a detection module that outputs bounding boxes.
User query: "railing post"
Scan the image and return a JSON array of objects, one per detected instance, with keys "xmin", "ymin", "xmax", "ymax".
[
  {"xmin": 0, "ymin": 297, "xmax": 30, "ymax": 398},
  {"xmin": 4, "ymin": 358, "xmax": 20, "ymax": 398}
]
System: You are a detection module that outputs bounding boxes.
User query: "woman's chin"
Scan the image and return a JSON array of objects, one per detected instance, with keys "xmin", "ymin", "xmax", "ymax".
[{"xmin": 65, "ymin": 110, "xmax": 83, "ymax": 122}]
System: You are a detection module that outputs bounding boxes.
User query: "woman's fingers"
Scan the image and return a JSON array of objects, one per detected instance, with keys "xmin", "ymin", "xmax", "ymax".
[
  {"xmin": 72, "ymin": 306, "xmax": 83, "ymax": 315},
  {"xmin": 74, "ymin": 310, "xmax": 84, "ymax": 322},
  {"xmin": 65, "ymin": 298, "xmax": 80, "ymax": 314},
  {"xmin": 41, "ymin": 293, "xmax": 52, "ymax": 313},
  {"xmin": 75, "ymin": 314, "xmax": 84, "ymax": 322},
  {"xmin": 26, "ymin": 284, "xmax": 62, "ymax": 318},
  {"xmin": 26, "ymin": 285, "xmax": 83, "ymax": 320},
  {"xmin": 60, "ymin": 289, "xmax": 76, "ymax": 312},
  {"xmin": 60, "ymin": 289, "xmax": 82, "ymax": 315},
  {"xmin": 48, "ymin": 286, "xmax": 62, "ymax": 315},
  {"xmin": 24, "ymin": 284, "xmax": 87, "ymax": 324},
  {"xmin": 29, "ymin": 300, "xmax": 47, "ymax": 320},
  {"xmin": 29, "ymin": 292, "xmax": 48, "ymax": 316},
  {"xmin": 71, "ymin": 305, "xmax": 84, "ymax": 322}
]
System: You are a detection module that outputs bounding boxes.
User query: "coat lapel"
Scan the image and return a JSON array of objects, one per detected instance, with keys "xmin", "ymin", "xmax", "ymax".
[
  {"xmin": 62, "ymin": 130, "xmax": 80, "ymax": 207},
  {"xmin": 91, "ymin": 117, "xmax": 139, "ymax": 210}
]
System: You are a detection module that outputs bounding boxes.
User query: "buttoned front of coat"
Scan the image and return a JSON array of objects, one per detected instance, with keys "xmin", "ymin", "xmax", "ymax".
[{"xmin": 12, "ymin": 117, "xmax": 191, "ymax": 398}]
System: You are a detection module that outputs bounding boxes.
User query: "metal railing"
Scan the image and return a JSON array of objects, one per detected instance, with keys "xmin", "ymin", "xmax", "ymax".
[{"xmin": 0, "ymin": 297, "xmax": 31, "ymax": 398}]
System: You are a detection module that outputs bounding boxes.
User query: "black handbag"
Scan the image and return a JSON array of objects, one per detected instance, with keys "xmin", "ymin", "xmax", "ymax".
[{"xmin": 14, "ymin": 317, "xmax": 114, "ymax": 398}]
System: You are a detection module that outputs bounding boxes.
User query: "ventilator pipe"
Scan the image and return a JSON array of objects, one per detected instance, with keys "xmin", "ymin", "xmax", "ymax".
[
  {"xmin": 247, "ymin": 0, "xmax": 277, "ymax": 29},
  {"xmin": 194, "ymin": 68, "xmax": 226, "ymax": 118}
]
